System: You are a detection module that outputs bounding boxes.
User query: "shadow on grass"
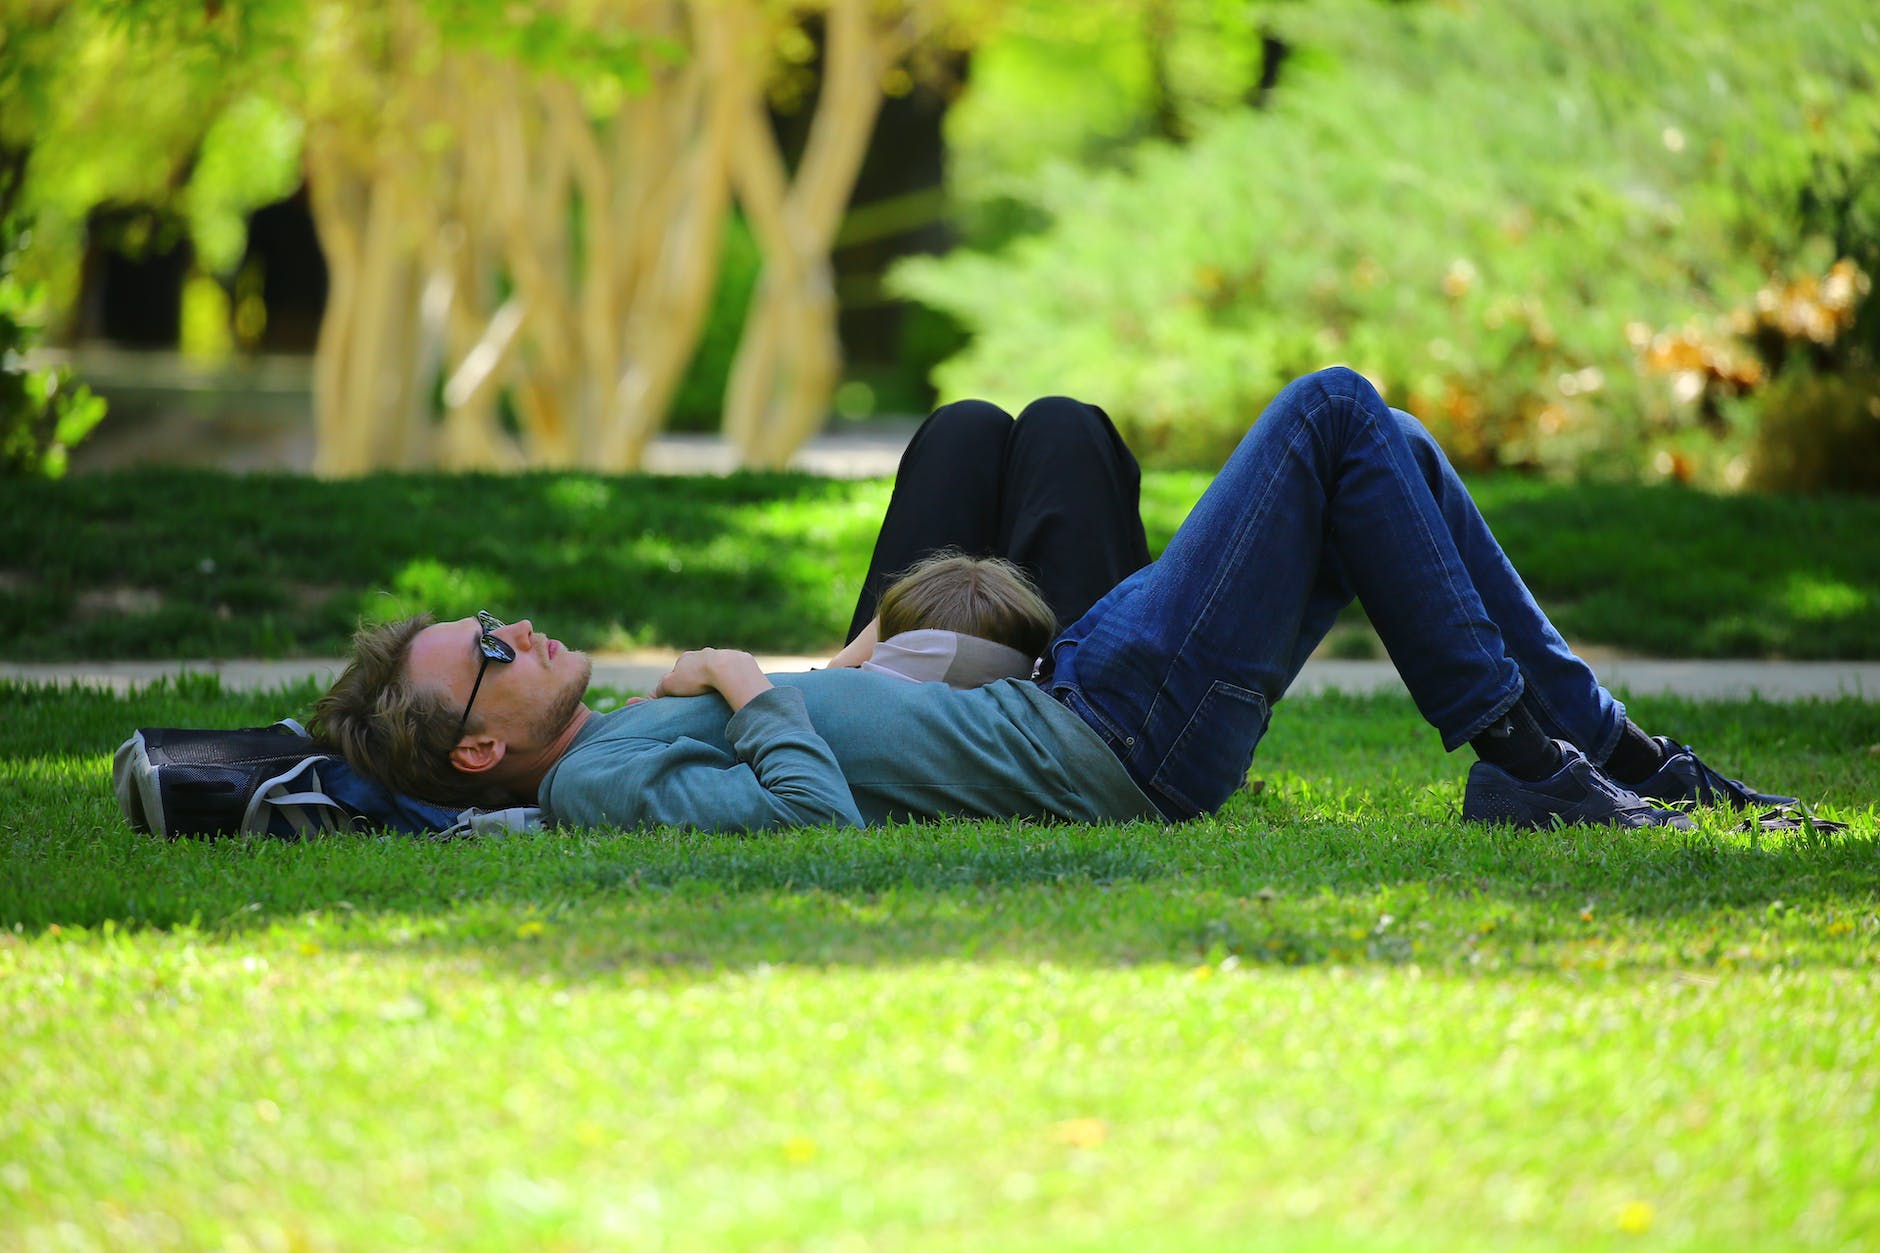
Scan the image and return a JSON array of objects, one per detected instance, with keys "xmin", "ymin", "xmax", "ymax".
[
  {"xmin": 5, "ymin": 680, "xmax": 1876, "ymax": 976},
  {"xmin": 2, "ymin": 468, "xmax": 891, "ymax": 660},
  {"xmin": 7, "ymin": 468, "xmax": 1879, "ymax": 661},
  {"xmin": 7, "ymin": 796, "xmax": 1876, "ymax": 979},
  {"xmin": 255, "ymin": 813, "xmax": 1880, "ymax": 980}
]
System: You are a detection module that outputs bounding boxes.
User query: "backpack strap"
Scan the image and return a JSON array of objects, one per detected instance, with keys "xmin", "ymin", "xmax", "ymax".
[
  {"xmin": 241, "ymin": 757, "xmax": 350, "ymax": 837},
  {"xmin": 112, "ymin": 730, "xmax": 161, "ymax": 835},
  {"xmin": 440, "ymin": 806, "xmax": 546, "ymax": 839}
]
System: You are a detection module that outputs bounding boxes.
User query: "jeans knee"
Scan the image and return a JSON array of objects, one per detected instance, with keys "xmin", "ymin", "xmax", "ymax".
[
  {"xmin": 1297, "ymin": 366, "xmax": 1391, "ymax": 445},
  {"xmin": 1309, "ymin": 365, "xmax": 1381, "ymax": 407}
]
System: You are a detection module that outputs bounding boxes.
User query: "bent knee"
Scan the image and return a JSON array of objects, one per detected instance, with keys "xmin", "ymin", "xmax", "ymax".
[
  {"xmin": 1015, "ymin": 395, "xmax": 1107, "ymax": 431},
  {"xmin": 909, "ymin": 399, "xmax": 1014, "ymax": 459},
  {"xmin": 927, "ymin": 398, "xmax": 1014, "ymax": 433},
  {"xmin": 1012, "ymin": 396, "xmax": 1133, "ymax": 466},
  {"xmin": 1308, "ymin": 365, "xmax": 1382, "ymax": 405},
  {"xmin": 1298, "ymin": 366, "xmax": 1398, "ymax": 442}
]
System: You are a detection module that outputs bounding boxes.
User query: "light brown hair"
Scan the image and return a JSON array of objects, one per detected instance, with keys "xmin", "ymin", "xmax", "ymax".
[
  {"xmin": 877, "ymin": 553, "xmax": 1056, "ymax": 660},
  {"xmin": 309, "ymin": 614, "xmax": 510, "ymax": 810}
]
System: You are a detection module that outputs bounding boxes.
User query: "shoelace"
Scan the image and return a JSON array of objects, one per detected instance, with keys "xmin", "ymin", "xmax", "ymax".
[
  {"xmin": 1678, "ymin": 748, "xmax": 1755, "ymax": 807},
  {"xmin": 1572, "ymin": 755, "xmax": 1658, "ymax": 815},
  {"xmin": 1674, "ymin": 746, "xmax": 1847, "ymax": 832}
]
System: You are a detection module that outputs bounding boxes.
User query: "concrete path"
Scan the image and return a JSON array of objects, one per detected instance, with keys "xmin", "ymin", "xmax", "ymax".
[{"xmin": 7, "ymin": 655, "xmax": 1875, "ymax": 701}]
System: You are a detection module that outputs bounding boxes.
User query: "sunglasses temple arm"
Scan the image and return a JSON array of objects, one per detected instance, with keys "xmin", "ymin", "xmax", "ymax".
[{"xmin": 456, "ymin": 665, "xmax": 490, "ymax": 740}]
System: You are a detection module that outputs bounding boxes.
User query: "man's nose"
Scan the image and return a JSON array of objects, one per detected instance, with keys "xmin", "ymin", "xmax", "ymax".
[{"xmin": 500, "ymin": 619, "xmax": 535, "ymax": 648}]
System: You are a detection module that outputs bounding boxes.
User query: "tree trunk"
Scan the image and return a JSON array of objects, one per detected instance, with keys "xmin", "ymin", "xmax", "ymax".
[
  {"xmin": 723, "ymin": 0, "xmax": 893, "ymax": 468},
  {"xmin": 298, "ymin": 0, "xmax": 920, "ymax": 475}
]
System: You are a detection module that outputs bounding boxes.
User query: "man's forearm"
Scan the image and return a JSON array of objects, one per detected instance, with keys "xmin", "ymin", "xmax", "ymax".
[
  {"xmin": 652, "ymin": 647, "xmax": 776, "ymax": 710},
  {"xmin": 705, "ymin": 649, "xmax": 774, "ymax": 712}
]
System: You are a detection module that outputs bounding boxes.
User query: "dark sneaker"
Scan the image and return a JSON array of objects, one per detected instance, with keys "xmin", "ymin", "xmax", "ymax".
[
  {"xmin": 1630, "ymin": 737, "xmax": 1798, "ymax": 809},
  {"xmin": 1631, "ymin": 738, "xmax": 1848, "ymax": 833},
  {"xmin": 1464, "ymin": 743, "xmax": 1694, "ymax": 830}
]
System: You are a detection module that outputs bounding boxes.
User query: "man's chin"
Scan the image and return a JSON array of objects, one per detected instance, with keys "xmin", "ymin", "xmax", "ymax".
[{"xmin": 533, "ymin": 651, "xmax": 595, "ymax": 741}]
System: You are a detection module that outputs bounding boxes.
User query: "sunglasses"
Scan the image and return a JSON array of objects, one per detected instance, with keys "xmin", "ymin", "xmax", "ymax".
[{"xmin": 455, "ymin": 610, "xmax": 516, "ymax": 739}]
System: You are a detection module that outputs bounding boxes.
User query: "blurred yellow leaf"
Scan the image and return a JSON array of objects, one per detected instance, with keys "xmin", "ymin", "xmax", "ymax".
[
  {"xmin": 1052, "ymin": 1117, "xmax": 1108, "ymax": 1149},
  {"xmin": 1616, "ymin": 1200, "xmax": 1655, "ymax": 1234}
]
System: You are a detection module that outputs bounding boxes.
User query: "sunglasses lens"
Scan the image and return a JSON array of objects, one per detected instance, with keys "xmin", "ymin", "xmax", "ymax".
[{"xmin": 473, "ymin": 611, "xmax": 515, "ymax": 662}]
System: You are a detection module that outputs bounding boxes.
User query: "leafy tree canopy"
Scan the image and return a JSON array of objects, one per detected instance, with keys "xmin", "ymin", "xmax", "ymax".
[{"xmin": 898, "ymin": 0, "xmax": 1880, "ymax": 483}]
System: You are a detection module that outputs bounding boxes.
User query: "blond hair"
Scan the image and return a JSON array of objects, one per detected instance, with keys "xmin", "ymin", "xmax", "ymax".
[
  {"xmin": 309, "ymin": 614, "xmax": 510, "ymax": 810},
  {"xmin": 877, "ymin": 553, "xmax": 1056, "ymax": 660}
]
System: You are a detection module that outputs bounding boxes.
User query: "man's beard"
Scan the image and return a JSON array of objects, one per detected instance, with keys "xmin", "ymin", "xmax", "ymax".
[{"xmin": 527, "ymin": 651, "xmax": 593, "ymax": 743}]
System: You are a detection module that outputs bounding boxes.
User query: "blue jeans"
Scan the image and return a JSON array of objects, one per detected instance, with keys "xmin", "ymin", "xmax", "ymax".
[{"xmin": 1043, "ymin": 367, "xmax": 1626, "ymax": 819}]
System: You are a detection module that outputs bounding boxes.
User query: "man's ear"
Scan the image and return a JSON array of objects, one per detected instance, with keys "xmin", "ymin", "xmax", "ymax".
[{"xmin": 450, "ymin": 733, "xmax": 507, "ymax": 775}]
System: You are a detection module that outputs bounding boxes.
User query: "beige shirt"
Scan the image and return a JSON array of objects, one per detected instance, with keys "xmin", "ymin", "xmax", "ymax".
[{"xmin": 859, "ymin": 629, "xmax": 1038, "ymax": 689}]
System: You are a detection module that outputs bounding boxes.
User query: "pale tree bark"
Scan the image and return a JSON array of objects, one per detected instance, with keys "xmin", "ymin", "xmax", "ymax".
[
  {"xmin": 433, "ymin": 17, "xmax": 739, "ymax": 472},
  {"xmin": 306, "ymin": 132, "xmax": 433, "ymax": 475},
  {"xmin": 299, "ymin": 0, "xmax": 939, "ymax": 475},
  {"xmin": 722, "ymin": 0, "xmax": 908, "ymax": 468},
  {"xmin": 597, "ymin": 49, "xmax": 737, "ymax": 469},
  {"xmin": 301, "ymin": 9, "xmax": 446, "ymax": 477}
]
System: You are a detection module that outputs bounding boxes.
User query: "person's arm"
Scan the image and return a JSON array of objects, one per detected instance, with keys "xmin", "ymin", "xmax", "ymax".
[
  {"xmin": 825, "ymin": 617, "xmax": 879, "ymax": 670},
  {"xmin": 652, "ymin": 647, "xmax": 774, "ymax": 708},
  {"xmin": 549, "ymin": 650, "xmax": 865, "ymax": 832}
]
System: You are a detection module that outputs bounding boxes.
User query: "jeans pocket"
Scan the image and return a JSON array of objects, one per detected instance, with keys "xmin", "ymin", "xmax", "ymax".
[{"xmin": 1149, "ymin": 681, "xmax": 1271, "ymax": 817}]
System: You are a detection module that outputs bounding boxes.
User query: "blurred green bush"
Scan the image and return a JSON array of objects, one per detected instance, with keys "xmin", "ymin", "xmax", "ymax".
[
  {"xmin": 1, "ymin": 216, "xmax": 103, "ymax": 478},
  {"xmin": 894, "ymin": 0, "xmax": 1880, "ymax": 485}
]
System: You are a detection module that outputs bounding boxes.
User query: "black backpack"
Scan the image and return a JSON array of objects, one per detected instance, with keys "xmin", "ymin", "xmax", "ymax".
[{"xmin": 112, "ymin": 719, "xmax": 537, "ymax": 838}]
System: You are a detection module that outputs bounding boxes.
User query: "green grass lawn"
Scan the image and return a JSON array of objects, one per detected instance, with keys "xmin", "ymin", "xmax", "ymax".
[
  {"xmin": 6, "ymin": 468, "xmax": 1877, "ymax": 660},
  {"xmin": 5, "ymin": 678, "xmax": 1877, "ymax": 1249}
]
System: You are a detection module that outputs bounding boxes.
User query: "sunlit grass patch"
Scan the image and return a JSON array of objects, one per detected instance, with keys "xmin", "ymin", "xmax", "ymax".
[
  {"xmin": 2, "ymin": 680, "xmax": 1877, "ymax": 1247},
  {"xmin": 1781, "ymin": 572, "xmax": 1868, "ymax": 622}
]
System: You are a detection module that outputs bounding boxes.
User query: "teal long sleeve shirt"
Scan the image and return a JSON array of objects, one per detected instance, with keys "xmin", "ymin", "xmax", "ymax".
[{"xmin": 538, "ymin": 669, "xmax": 1160, "ymax": 833}]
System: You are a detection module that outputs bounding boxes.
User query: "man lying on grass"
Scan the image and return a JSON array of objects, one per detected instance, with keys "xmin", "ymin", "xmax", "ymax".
[{"xmin": 313, "ymin": 368, "xmax": 1804, "ymax": 834}]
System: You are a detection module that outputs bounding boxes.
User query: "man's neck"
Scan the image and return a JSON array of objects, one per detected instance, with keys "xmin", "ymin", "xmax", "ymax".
[{"xmin": 496, "ymin": 704, "xmax": 596, "ymax": 803}]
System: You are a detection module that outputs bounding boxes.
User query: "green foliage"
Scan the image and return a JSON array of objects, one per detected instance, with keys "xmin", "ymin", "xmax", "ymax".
[
  {"xmin": 943, "ymin": 0, "xmax": 1278, "ymax": 247},
  {"xmin": 3, "ymin": 467, "xmax": 1877, "ymax": 659},
  {"xmin": 1, "ymin": 4, "xmax": 241, "ymax": 304},
  {"xmin": 2, "ymin": 680, "xmax": 1877, "ymax": 1248},
  {"xmin": 899, "ymin": 0, "xmax": 1880, "ymax": 479},
  {"xmin": 0, "ymin": 217, "xmax": 104, "ymax": 477},
  {"xmin": 3, "ymin": 0, "xmax": 673, "ymax": 307},
  {"xmin": 183, "ymin": 94, "xmax": 304, "ymax": 275}
]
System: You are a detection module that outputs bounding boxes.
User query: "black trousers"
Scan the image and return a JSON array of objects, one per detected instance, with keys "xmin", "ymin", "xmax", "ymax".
[{"xmin": 846, "ymin": 396, "xmax": 1154, "ymax": 642}]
